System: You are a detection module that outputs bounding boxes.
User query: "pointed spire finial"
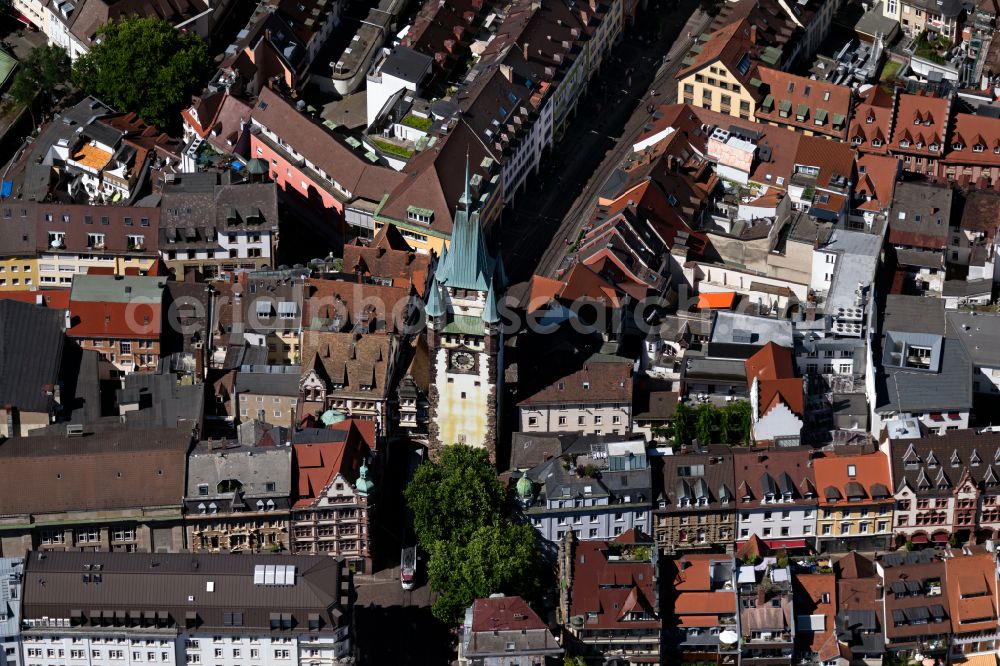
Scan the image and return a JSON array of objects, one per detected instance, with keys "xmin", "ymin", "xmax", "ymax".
[{"xmin": 463, "ymin": 148, "xmax": 471, "ymax": 210}]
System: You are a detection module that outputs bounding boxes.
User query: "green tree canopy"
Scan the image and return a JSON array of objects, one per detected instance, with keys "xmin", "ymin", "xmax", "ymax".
[
  {"xmin": 10, "ymin": 44, "xmax": 71, "ymax": 107},
  {"xmin": 404, "ymin": 444, "xmax": 504, "ymax": 548},
  {"xmin": 72, "ymin": 17, "xmax": 207, "ymax": 128},
  {"xmin": 672, "ymin": 402, "xmax": 692, "ymax": 445},
  {"xmin": 426, "ymin": 523, "xmax": 540, "ymax": 623},
  {"xmin": 695, "ymin": 402, "xmax": 715, "ymax": 444}
]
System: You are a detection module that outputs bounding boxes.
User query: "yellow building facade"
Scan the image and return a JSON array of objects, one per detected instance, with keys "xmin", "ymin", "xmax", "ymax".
[{"xmin": 0, "ymin": 257, "xmax": 38, "ymax": 291}]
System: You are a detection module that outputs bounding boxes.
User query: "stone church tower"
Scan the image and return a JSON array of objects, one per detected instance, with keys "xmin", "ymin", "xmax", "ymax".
[{"xmin": 425, "ymin": 160, "xmax": 505, "ymax": 461}]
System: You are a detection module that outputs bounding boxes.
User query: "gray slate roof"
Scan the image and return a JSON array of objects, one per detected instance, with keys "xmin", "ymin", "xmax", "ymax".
[
  {"xmin": 235, "ymin": 366, "xmax": 302, "ymax": 397},
  {"xmin": 877, "ymin": 296, "xmax": 971, "ymax": 414},
  {"xmin": 947, "ymin": 311, "xmax": 1000, "ymax": 367},
  {"xmin": 888, "ymin": 431, "xmax": 1000, "ymax": 496},
  {"xmin": 186, "ymin": 440, "xmax": 292, "ymax": 500},
  {"xmin": 0, "ymin": 300, "xmax": 65, "ymax": 413},
  {"xmin": 21, "ymin": 550, "xmax": 347, "ymax": 634}
]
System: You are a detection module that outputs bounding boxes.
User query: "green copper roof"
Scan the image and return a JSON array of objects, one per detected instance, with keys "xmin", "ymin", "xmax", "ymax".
[
  {"xmin": 516, "ymin": 474, "xmax": 533, "ymax": 498},
  {"xmin": 762, "ymin": 94, "xmax": 774, "ymax": 110},
  {"xmin": 761, "ymin": 46, "xmax": 782, "ymax": 65},
  {"xmin": 796, "ymin": 104, "xmax": 809, "ymax": 119},
  {"xmin": 435, "ymin": 157, "xmax": 494, "ymax": 292},
  {"xmin": 815, "ymin": 108, "xmax": 828, "ymax": 123},
  {"xmin": 832, "ymin": 113, "xmax": 846, "ymax": 127},
  {"xmin": 356, "ymin": 464, "xmax": 374, "ymax": 496},
  {"xmin": 70, "ymin": 274, "xmax": 165, "ymax": 303},
  {"xmin": 778, "ymin": 99, "xmax": 792, "ymax": 114},
  {"xmin": 425, "ymin": 282, "xmax": 444, "ymax": 318},
  {"xmin": 749, "ymin": 77, "xmax": 763, "ymax": 88},
  {"xmin": 442, "ymin": 314, "xmax": 484, "ymax": 336},
  {"xmin": 482, "ymin": 280, "xmax": 500, "ymax": 324}
]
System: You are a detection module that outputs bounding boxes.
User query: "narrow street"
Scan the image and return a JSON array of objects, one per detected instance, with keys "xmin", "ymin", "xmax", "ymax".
[{"xmin": 503, "ymin": 0, "xmax": 712, "ymax": 283}]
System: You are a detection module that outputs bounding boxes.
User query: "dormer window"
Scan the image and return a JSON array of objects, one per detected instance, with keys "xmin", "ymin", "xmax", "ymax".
[
  {"xmin": 866, "ymin": 115, "xmax": 874, "ymax": 124},
  {"xmin": 973, "ymin": 144, "xmax": 986, "ymax": 153},
  {"xmin": 899, "ymin": 140, "xmax": 910, "ymax": 148},
  {"xmin": 198, "ymin": 503, "xmax": 207, "ymax": 514},
  {"xmin": 266, "ymin": 499, "xmax": 275, "ymax": 510},
  {"xmin": 208, "ymin": 502, "xmax": 218, "ymax": 514},
  {"xmin": 256, "ymin": 500, "xmax": 265, "ymax": 511},
  {"xmin": 929, "ymin": 143, "xmax": 938, "ymax": 152},
  {"xmin": 872, "ymin": 139, "xmax": 882, "ymax": 147},
  {"xmin": 852, "ymin": 136, "xmax": 862, "ymax": 145},
  {"xmin": 953, "ymin": 142, "xmax": 964, "ymax": 150}
]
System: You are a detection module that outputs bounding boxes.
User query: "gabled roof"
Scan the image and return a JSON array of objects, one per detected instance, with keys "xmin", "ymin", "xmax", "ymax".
[
  {"xmin": 733, "ymin": 448, "xmax": 816, "ymax": 507},
  {"xmin": 890, "ymin": 93, "xmax": 951, "ymax": 157},
  {"xmin": 302, "ymin": 278, "xmax": 413, "ymax": 334},
  {"xmin": 945, "ymin": 113, "xmax": 1000, "ymax": 167},
  {"xmin": 745, "ymin": 343, "xmax": 804, "ymax": 418},
  {"xmin": 291, "ymin": 420, "xmax": 373, "ymax": 508},
  {"xmin": 813, "ymin": 452, "xmax": 892, "ymax": 506},
  {"xmin": 569, "ymin": 540, "xmax": 658, "ymax": 630},
  {"xmin": 0, "ymin": 299, "xmax": 65, "ymax": 414},
  {"xmin": 793, "ymin": 574, "xmax": 838, "ymax": 660},
  {"xmin": 0, "ymin": 429, "xmax": 190, "ymax": 516},
  {"xmin": 470, "ymin": 595, "xmax": 547, "ymax": 632},
  {"xmin": 251, "ymin": 87, "xmax": 404, "ymax": 204},
  {"xmin": 946, "ymin": 552, "xmax": 998, "ymax": 635},
  {"xmin": 835, "ymin": 552, "xmax": 876, "ymax": 579},
  {"xmin": 887, "ymin": 431, "xmax": 1000, "ymax": 496},
  {"xmin": 755, "ymin": 69, "xmax": 852, "ymax": 139},
  {"xmin": 677, "ymin": 19, "xmax": 762, "ymax": 93},
  {"xmin": 299, "ymin": 331, "xmax": 395, "ymax": 399}
]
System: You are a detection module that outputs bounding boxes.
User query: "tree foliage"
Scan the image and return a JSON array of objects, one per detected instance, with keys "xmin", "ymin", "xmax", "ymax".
[
  {"xmin": 695, "ymin": 402, "xmax": 714, "ymax": 445},
  {"xmin": 10, "ymin": 44, "xmax": 71, "ymax": 107},
  {"xmin": 672, "ymin": 402, "xmax": 692, "ymax": 445},
  {"xmin": 72, "ymin": 17, "xmax": 207, "ymax": 128},
  {"xmin": 427, "ymin": 523, "xmax": 540, "ymax": 623},
  {"xmin": 670, "ymin": 400, "xmax": 753, "ymax": 446},
  {"xmin": 404, "ymin": 444, "xmax": 504, "ymax": 548}
]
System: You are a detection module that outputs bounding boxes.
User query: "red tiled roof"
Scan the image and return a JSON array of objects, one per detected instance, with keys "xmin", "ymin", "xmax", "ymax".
[
  {"xmin": 342, "ymin": 225, "xmax": 431, "ymax": 295},
  {"xmin": 745, "ymin": 343, "xmax": 804, "ymax": 417},
  {"xmin": 891, "ymin": 93, "xmax": 951, "ymax": 156},
  {"xmin": 946, "ymin": 552, "xmax": 998, "ymax": 634},
  {"xmin": 850, "ymin": 103, "xmax": 893, "ymax": 155},
  {"xmin": 291, "ymin": 420, "xmax": 373, "ymax": 508},
  {"xmin": 0, "ymin": 289, "xmax": 70, "ymax": 309},
  {"xmin": 813, "ymin": 451, "xmax": 892, "ymax": 506},
  {"xmin": 794, "ymin": 574, "xmax": 838, "ymax": 660},
  {"xmin": 569, "ymin": 540, "xmax": 658, "ymax": 630},
  {"xmin": 471, "ymin": 596, "xmax": 546, "ymax": 632},
  {"xmin": 68, "ymin": 301, "xmax": 160, "ymax": 339},
  {"xmin": 755, "ymin": 69, "xmax": 852, "ymax": 139},
  {"xmin": 944, "ymin": 113, "xmax": 1000, "ymax": 167},
  {"xmin": 855, "ymin": 154, "xmax": 899, "ymax": 210},
  {"xmin": 745, "ymin": 342, "xmax": 795, "ymax": 381},
  {"xmin": 677, "ymin": 19, "xmax": 761, "ymax": 93},
  {"xmin": 302, "ymin": 278, "xmax": 413, "ymax": 334}
]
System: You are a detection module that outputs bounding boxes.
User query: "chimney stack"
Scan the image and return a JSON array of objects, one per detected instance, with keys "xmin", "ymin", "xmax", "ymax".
[{"xmin": 750, "ymin": 25, "xmax": 758, "ymax": 44}]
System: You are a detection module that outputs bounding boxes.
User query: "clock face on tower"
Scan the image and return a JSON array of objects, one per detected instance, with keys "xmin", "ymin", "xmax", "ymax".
[{"xmin": 450, "ymin": 350, "xmax": 475, "ymax": 372}]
